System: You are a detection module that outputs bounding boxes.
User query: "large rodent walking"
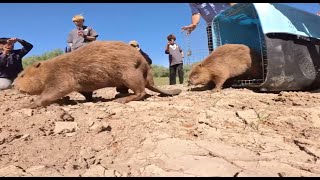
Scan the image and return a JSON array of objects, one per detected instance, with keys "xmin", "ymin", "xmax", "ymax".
[
  {"xmin": 13, "ymin": 41, "xmax": 182, "ymax": 108},
  {"xmin": 188, "ymin": 44, "xmax": 254, "ymax": 92}
]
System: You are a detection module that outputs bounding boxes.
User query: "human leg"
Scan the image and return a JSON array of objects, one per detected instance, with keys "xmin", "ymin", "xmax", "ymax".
[{"xmin": 169, "ymin": 65, "xmax": 177, "ymax": 85}]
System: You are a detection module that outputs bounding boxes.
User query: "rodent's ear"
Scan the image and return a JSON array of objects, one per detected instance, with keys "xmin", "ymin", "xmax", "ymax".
[{"xmin": 34, "ymin": 62, "xmax": 41, "ymax": 68}]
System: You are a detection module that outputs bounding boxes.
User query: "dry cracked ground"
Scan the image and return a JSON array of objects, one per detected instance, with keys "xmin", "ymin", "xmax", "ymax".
[{"xmin": 0, "ymin": 85, "xmax": 320, "ymax": 177}]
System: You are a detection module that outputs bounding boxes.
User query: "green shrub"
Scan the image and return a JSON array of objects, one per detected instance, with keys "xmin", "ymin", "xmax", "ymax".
[{"xmin": 22, "ymin": 49, "xmax": 64, "ymax": 68}]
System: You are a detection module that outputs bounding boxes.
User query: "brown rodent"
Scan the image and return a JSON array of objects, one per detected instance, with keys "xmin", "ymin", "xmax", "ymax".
[
  {"xmin": 188, "ymin": 44, "xmax": 253, "ymax": 92},
  {"xmin": 14, "ymin": 41, "xmax": 182, "ymax": 108}
]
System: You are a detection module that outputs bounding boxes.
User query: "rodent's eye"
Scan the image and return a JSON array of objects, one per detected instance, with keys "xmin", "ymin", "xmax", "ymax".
[{"xmin": 20, "ymin": 74, "xmax": 24, "ymax": 78}]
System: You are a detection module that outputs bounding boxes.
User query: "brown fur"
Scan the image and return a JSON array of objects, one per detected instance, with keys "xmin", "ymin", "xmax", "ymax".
[
  {"xmin": 13, "ymin": 41, "xmax": 182, "ymax": 108},
  {"xmin": 188, "ymin": 44, "xmax": 253, "ymax": 92}
]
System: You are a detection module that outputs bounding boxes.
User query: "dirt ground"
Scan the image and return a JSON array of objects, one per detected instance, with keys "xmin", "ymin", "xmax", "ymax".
[{"xmin": 0, "ymin": 84, "xmax": 320, "ymax": 177}]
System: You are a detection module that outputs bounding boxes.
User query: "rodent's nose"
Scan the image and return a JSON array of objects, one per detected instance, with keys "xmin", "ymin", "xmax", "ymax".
[{"xmin": 11, "ymin": 81, "xmax": 15, "ymax": 87}]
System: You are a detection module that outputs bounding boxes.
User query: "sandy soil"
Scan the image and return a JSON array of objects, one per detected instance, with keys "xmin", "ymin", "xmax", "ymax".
[{"xmin": 0, "ymin": 85, "xmax": 320, "ymax": 177}]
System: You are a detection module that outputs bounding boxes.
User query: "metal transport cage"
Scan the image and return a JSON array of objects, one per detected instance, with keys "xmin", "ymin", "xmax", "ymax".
[{"xmin": 210, "ymin": 3, "xmax": 320, "ymax": 92}]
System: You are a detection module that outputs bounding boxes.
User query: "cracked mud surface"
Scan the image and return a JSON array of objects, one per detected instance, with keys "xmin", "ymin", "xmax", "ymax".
[{"xmin": 0, "ymin": 85, "xmax": 320, "ymax": 177}]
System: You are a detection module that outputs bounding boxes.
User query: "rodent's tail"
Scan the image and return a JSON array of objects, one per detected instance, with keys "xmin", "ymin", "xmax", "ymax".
[
  {"xmin": 147, "ymin": 85, "xmax": 182, "ymax": 96},
  {"xmin": 145, "ymin": 66, "xmax": 182, "ymax": 96}
]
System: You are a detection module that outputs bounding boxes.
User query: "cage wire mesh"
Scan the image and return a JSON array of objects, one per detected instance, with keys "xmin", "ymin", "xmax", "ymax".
[
  {"xmin": 212, "ymin": 4, "xmax": 267, "ymax": 83},
  {"xmin": 211, "ymin": 3, "xmax": 267, "ymax": 87},
  {"xmin": 182, "ymin": 23, "xmax": 211, "ymax": 66},
  {"xmin": 181, "ymin": 9, "xmax": 266, "ymax": 87}
]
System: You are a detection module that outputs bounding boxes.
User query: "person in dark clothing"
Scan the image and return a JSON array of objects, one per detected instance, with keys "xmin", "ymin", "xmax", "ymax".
[
  {"xmin": 115, "ymin": 40, "xmax": 153, "ymax": 96},
  {"xmin": 128, "ymin": 40, "xmax": 152, "ymax": 65},
  {"xmin": 0, "ymin": 37, "xmax": 33, "ymax": 90}
]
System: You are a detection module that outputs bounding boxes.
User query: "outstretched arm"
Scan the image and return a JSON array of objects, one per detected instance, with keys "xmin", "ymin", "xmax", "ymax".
[
  {"xmin": 181, "ymin": 13, "xmax": 201, "ymax": 35},
  {"xmin": 181, "ymin": 3, "xmax": 201, "ymax": 35},
  {"xmin": 17, "ymin": 38, "xmax": 33, "ymax": 57}
]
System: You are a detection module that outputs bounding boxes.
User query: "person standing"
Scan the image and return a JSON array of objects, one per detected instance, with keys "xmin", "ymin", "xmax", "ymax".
[
  {"xmin": 67, "ymin": 14, "xmax": 99, "ymax": 51},
  {"xmin": 165, "ymin": 34, "xmax": 184, "ymax": 85},
  {"xmin": 66, "ymin": 14, "xmax": 99, "ymax": 101}
]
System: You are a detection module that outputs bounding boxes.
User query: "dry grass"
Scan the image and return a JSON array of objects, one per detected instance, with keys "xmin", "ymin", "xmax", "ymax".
[{"xmin": 154, "ymin": 77, "xmax": 188, "ymax": 86}]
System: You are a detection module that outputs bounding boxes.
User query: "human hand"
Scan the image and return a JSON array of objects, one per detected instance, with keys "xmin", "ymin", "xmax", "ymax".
[
  {"xmin": 77, "ymin": 30, "xmax": 84, "ymax": 37},
  {"xmin": 181, "ymin": 24, "xmax": 197, "ymax": 35},
  {"xmin": 317, "ymin": 11, "xmax": 320, "ymax": 16},
  {"xmin": 7, "ymin": 38, "xmax": 18, "ymax": 45},
  {"xmin": 168, "ymin": 40, "xmax": 174, "ymax": 45}
]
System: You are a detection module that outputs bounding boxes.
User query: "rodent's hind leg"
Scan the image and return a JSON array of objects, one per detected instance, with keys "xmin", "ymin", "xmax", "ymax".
[{"xmin": 113, "ymin": 73, "xmax": 147, "ymax": 103}]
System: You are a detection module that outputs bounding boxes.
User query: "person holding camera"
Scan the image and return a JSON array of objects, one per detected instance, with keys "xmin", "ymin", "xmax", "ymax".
[
  {"xmin": 66, "ymin": 14, "xmax": 99, "ymax": 101},
  {"xmin": 165, "ymin": 34, "xmax": 184, "ymax": 85},
  {"xmin": 67, "ymin": 14, "xmax": 99, "ymax": 52},
  {"xmin": 0, "ymin": 37, "xmax": 33, "ymax": 90},
  {"xmin": 181, "ymin": 3, "xmax": 236, "ymax": 53}
]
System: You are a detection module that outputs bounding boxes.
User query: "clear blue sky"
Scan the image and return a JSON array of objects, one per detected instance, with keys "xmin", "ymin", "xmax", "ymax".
[{"xmin": 0, "ymin": 3, "xmax": 319, "ymax": 67}]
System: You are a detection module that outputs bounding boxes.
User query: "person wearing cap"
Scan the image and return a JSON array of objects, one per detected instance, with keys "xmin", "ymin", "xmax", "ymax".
[
  {"xmin": 0, "ymin": 37, "xmax": 33, "ymax": 90},
  {"xmin": 67, "ymin": 14, "xmax": 99, "ymax": 52},
  {"xmin": 181, "ymin": 3, "xmax": 236, "ymax": 53},
  {"xmin": 115, "ymin": 40, "xmax": 153, "ymax": 96},
  {"xmin": 66, "ymin": 14, "xmax": 99, "ymax": 101},
  {"xmin": 165, "ymin": 34, "xmax": 184, "ymax": 85},
  {"xmin": 129, "ymin": 40, "xmax": 152, "ymax": 65}
]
